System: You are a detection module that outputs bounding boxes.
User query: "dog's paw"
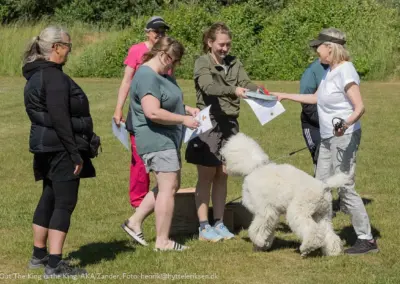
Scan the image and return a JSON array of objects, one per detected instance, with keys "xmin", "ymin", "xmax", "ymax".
[
  {"xmin": 253, "ymin": 244, "xmax": 270, "ymax": 252},
  {"xmin": 250, "ymin": 235, "xmax": 267, "ymax": 248},
  {"xmin": 300, "ymin": 244, "xmax": 322, "ymax": 258},
  {"xmin": 300, "ymin": 249, "xmax": 322, "ymax": 258}
]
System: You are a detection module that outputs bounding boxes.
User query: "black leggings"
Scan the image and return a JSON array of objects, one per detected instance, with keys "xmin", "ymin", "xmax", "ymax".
[{"xmin": 33, "ymin": 178, "xmax": 80, "ymax": 233}]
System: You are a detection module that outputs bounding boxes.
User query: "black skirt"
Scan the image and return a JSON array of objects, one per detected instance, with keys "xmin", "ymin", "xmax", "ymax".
[
  {"xmin": 185, "ymin": 115, "xmax": 239, "ymax": 167},
  {"xmin": 33, "ymin": 151, "xmax": 96, "ymax": 182}
]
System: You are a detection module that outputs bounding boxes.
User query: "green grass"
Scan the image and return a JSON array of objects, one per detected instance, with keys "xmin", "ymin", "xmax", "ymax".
[
  {"xmin": 0, "ymin": 21, "xmax": 108, "ymax": 77},
  {"xmin": 1, "ymin": 77, "xmax": 400, "ymax": 283}
]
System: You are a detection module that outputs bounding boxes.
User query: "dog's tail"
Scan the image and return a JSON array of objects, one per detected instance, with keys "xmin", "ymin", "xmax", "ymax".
[
  {"xmin": 220, "ymin": 133, "xmax": 269, "ymax": 176},
  {"xmin": 323, "ymin": 172, "xmax": 352, "ymax": 191}
]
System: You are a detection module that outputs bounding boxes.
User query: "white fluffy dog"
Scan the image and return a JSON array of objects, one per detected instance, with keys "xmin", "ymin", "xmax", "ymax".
[{"xmin": 220, "ymin": 133, "xmax": 345, "ymax": 257}]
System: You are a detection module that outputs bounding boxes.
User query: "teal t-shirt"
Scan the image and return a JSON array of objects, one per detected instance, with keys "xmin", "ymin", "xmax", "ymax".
[
  {"xmin": 129, "ymin": 65, "xmax": 185, "ymax": 155},
  {"xmin": 300, "ymin": 59, "xmax": 329, "ymax": 94}
]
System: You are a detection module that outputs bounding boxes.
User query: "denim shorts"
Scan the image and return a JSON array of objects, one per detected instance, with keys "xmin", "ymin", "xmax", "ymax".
[{"xmin": 140, "ymin": 149, "xmax": 181, "ymax": 173}]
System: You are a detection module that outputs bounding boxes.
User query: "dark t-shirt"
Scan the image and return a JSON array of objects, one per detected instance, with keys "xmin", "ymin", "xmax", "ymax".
[{"xmin": 299, "ymin": 59, "xmax": 329, "ymax": 127}]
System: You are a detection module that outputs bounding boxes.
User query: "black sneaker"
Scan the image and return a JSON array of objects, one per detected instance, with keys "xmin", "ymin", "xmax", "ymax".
[
  {"xmin": 28, "ymin": 255, "xmax": 49, "ymax": 269},
  {"xmin": 344, "ymin": 239, "xmax": 379, "ymax": 255},
  {"xmin": 44, "ymin": 260, "xmax": 87, "ymax": 279}
]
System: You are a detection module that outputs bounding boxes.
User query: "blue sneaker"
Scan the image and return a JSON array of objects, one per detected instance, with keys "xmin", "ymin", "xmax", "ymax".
[
  {"xmin": 214, "ymin": 223, "xmax": 235, "ymax": 240},
  {"xmin": 199, "ymin": 225, "xmax": 223, "ymax": 242}
]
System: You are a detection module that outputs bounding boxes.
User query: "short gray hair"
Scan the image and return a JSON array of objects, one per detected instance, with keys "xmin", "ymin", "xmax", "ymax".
[
  {"xmin": 23, "ymin": 26, "xmax": 70, "ymax": 64},
  {"xmin": 320, "ymin": 28, "xmax": 350, "ymax": 63}
]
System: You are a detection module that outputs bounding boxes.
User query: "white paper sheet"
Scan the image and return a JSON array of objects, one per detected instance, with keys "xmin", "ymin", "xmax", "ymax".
[
  {"xmin": 244, "ymin": 98, "xmax": 285, "ymax": 125},
  {"xmin": 184, "ymin": 105, "xmax": 213, "ymax": 143},
  {"xmin": 112, "ymin": 119, "xmax": 130, "ymax": 150}
]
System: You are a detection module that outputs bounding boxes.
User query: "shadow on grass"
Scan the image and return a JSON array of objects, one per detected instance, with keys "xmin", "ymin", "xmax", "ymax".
[
  {"xmin": 339, "ymin": 225, "xmax": 381, "ymax": 247},
  {"xmin": 332, "ymin": 197, "xmax": 373, "ymax": 213},
  {"xmin": 242, "ymin": 236, "xmax": 300, "ymax": 252},
  {"xmin": 334, "ymin": 196, "xmax": 379, "ymax": 245},
  {"xmin": 66, "ymin": 240, "xmax": 135, "ymax": 267}
]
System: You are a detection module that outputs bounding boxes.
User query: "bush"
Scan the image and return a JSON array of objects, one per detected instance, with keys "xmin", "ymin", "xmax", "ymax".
[
  {"xmin": 67, "ymin": 19, "xmax": 147, "ymax": 77},
  {"xmin": 1, "ymin": 1, "xmax": 399, "ymax": 80},
  {"xmin": 162, "ymin": 3, "xmax": 214, "ymax": 79},
  {"xmin": 54, "ymin": 0, "xmax": 164, "ymax": 28},
  {"xmin": 250, "ymin": 0, "xmax": 400, "ymax": 80},
  {"xmin": 67, "ymin": 1, "xmax": 284, "ymax": 79},
  {"xmin": 0, "ymin": 0, "xmax": 67, "ymax": 24}
]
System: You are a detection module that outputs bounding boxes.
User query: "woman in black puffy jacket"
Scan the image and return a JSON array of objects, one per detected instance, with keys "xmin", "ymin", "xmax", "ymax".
[{"xmin": 23, "ymin": 26, "xmax": 95, "ymax": 278}]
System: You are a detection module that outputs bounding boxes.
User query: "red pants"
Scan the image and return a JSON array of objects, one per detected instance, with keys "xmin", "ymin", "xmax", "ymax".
[{"xmin": 129, "ymin": 134, "xmax": 150, "ymax": 208}]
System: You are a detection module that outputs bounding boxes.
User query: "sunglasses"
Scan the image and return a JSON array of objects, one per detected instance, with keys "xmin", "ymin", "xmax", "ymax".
[{"xmin": 154, "ymin": 30, "xmax": 167, "ymax": 38}]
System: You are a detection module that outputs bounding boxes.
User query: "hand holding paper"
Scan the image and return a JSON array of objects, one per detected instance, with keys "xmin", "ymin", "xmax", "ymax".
[
  {"xmin": 112, "ymin": 119, "xmax": 130, "ymax": 150},
  {"xmin": 245, "ymin": 91, "xmax": 278, "ymax": 101},
  {"xmin": 184, "ymin": 106, "xmax": 213, "ymax": 143}
]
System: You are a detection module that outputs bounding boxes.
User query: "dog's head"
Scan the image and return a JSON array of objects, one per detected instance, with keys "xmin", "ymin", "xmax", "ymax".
[{"xmin": 220, "ymin": 133, "xmax": 269, "ymax": 176}]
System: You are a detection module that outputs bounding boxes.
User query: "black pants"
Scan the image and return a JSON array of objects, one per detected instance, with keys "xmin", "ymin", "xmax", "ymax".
[
  {"xmin": 301, "ymin": 125, "xmax": 321, "ymax": 170},
  {"xmin": 33, "ymin": 178, "xmax": 80, "ymax": 233}
]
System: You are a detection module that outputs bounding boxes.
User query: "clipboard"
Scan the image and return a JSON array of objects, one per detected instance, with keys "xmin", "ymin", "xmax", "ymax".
[{"xmin": 245, "ymin": 91, "xmax": 278, "ymax": 101}]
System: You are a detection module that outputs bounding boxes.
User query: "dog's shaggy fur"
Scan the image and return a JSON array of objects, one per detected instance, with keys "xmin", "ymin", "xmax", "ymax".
[{"xmin": 220, "ymin": 133, "xmax": 345, "ymax": 257}]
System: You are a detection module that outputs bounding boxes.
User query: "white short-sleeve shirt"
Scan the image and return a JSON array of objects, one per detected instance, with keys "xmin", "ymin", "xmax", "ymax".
[{"xmin": 317, "ymin": 61, "xmax": 361, "ymax": 139}]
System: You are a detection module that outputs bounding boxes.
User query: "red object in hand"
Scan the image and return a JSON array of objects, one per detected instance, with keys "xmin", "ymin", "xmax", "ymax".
[{"xmin": 259, "ymin": 85, "xmax": 270, "ymax": 95}]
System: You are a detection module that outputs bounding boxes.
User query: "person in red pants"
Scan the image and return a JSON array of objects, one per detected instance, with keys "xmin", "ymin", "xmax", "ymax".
[{"xmin": 113, "ymin": 16, "xmax": 171, "ymax": 208}]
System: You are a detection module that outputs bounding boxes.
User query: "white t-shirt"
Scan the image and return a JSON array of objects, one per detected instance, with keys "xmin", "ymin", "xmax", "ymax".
[{"xmin": 317, "ymin": 61, "xmax": 361, "ymax": 139}]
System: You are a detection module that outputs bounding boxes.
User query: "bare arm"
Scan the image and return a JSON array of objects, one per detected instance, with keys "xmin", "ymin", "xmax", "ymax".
[
  {"xmin": 185, "ymin": 105, "xmax": 200, "ymax": 117},
  {"xmin": 274, "ymin": 91, "xmax": 318, "ymax": 104},
  {"xmin": 113, "ymin": 66, "xmax": 135, "ymax": 125},
  {"xmin": 344, "ymin": 82, "xmax": 365, "ymax": 126},
  {"xmin": 141, "ymin": 95, "xmax": 199, "ymax": 129}
]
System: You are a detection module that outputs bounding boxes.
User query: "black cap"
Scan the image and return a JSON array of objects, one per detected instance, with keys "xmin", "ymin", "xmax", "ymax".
[
  {"xmin": 309, "ymin": 33, "xmax": 346, "ymax": 47},
  {"xmin": 145, "ymin": 16, "xmax": 170, "ymax": 31}
]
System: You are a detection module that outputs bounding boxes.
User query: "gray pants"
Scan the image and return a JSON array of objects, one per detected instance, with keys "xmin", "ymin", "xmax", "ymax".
[{"xmin": 316, "ymin": 130, "xmax": 372, "ymax": 240}]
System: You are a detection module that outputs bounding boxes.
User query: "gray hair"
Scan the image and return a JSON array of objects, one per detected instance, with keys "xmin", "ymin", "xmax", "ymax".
[
  {"xmin": 23, "ymin": 26, "xmax": 70, "ymax": 64},
  {"xmin": 320, "ymin": 28, "xmax": 350, "ymax": 63}
]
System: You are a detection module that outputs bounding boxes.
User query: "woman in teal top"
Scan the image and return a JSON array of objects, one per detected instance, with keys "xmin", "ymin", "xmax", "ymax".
[
  {"xmin": 121, "ymin": 36, "xmax": 200, "ymax": 251},
  {"xmin": 299, "ymin": 58, "xmax": 329, "ymax": 174}
]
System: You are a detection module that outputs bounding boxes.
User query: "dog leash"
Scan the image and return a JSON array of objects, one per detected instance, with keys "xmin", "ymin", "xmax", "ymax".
[{"xmin": 272, "ymin": 117, "xmax": 347, "ymax": 162}]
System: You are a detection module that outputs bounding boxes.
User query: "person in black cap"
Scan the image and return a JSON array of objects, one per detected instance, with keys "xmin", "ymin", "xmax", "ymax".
[
  {"xmin": 145, "ymin": 16, "xmax": 170, "ymax": 34},
  {"xmin": 113, "ymin": 16, "xmax": 174, "ymax": 244},
  {"xmin": 272, "ymin": 28, "xmax": 379, "ymax": 255}
]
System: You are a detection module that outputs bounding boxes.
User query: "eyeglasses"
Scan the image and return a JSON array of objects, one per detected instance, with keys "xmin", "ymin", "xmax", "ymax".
[
  {"xmin": 55, "ymin": 42, "xmax": 72, "ymax": 50},
  {"xmin": 164, "ymin": 52, "xmax": 179, "ymax": 65}
]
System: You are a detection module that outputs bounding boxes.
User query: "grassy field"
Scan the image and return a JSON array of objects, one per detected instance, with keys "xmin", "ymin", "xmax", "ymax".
[{"xmin": 0, "ymin": 77, "xmax": 399, "ymax": 283}]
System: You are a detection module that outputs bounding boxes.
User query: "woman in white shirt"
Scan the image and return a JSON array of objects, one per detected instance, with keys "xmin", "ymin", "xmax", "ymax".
[{"xmin": 274, "ymin": 28, "xmax": 379, "ymax": 255}]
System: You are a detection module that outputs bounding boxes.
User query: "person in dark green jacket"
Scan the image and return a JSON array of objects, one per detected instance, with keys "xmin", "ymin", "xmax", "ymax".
[
  {"xmin": 185, "ymin": 22, "xmax": 259, "ymax": 242},
  {"xmin": 299, "ymin": 58, "xmax": 329, "ymax": 175}
]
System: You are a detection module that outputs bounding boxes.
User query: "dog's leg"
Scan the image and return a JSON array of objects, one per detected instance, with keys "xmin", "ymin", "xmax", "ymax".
[
  {"xmin": 286, "ymin": 202, "xmax": 324, "ymax": 257},
  {"xmin": 312, "ymin": 195, "xmax": 343, "ymax": 256},
  {"xmin": 316, "ymin": 205, "xmax": 343, "ymax": 256},
  {"xmin": 249, "ymin": 208, "xmax": 279, "ymax": 250},
  {"xmin": 319, "ymin": 218, "xmax": 343, "ymax": 256}
]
